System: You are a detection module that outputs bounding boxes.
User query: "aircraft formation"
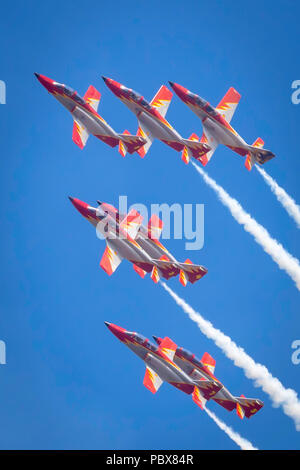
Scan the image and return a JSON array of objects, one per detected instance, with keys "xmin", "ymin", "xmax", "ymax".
[
  {"xmin": 105, "ymin": 322, "xmax": 263, "ymax": 419},
  {"xmin": 35, "ymin": 73, "xmax": 275, "ymax": 169},
  {"xmin": 35, "ymin": 72, "xmax": 272, "ymax": 422}
]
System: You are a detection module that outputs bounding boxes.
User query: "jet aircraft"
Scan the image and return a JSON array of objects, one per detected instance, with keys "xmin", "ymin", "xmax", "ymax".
[
  {"xmin": 35, "ymin": 73, "xmax": 146, "ymax": 156},
  {"xmin": 102, "ymin": 77, "xmax": 211, "ymax": 164},
  {"xmin": 169, "ymin": 81, "xmax": 275, "ymax": 170}
]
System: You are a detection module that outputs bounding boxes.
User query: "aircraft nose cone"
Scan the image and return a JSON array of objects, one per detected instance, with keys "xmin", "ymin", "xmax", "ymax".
[
  {"xmin": 168, "ymin": 81, "xmax": 187, "ymax": 99},
  {"xmin": 152, "ymin": 335, "xmax": 162, "ymax": 345},
  {"xmin": 105, "ymin": 322, "xmax": 127, "ymax": 340},
  {"xmin": 34, "ymin": 73, "xmax": 55, "ymax": 92},
  {"xmin": 68, "ymin": 196, "xmax": 91, "ymax": 218}
]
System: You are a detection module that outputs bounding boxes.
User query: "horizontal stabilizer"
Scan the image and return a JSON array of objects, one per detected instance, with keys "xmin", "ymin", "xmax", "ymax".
[
  {"xmin": 182, "ymin": 134, "xmax": 211, "ymax": 162},
  {"xmin": 246, "ymin": 137, "xmax": 275, "ymax": 170},
  {"xmin": 72, "ymin": 119, "xmax": 90, "ymax": 149},
  {"xmin": 235, "ymin": 395, "xmax": 264, "ymax": 419},
  {"xmin": 157, "ymin": 336, "xmax": 177, "ymax": 361},
  {"xmin": 118, "ymin": 131, "xmax": 147, "ymax": 157},
  {"xmin": 120, "ymin": 209, "xmax": 143, "ymax": 239},
  {"xmin": 153, "ymin": 258, "xmax": 180, "ymax": 280},
  {"xmin": 177, "ymin": 259, "xmax": 208, "ymax": 284},
  {"xmin": 143, "ymin": 365, "xmax": 163, "ymax": 393},
  {"xmin": 150, "ymin": 85, "xmax": 173, "ymax": 118},
  {"xmin": 83, "ymin": 85, "xmax": 101, "ymax": 112},
  {"xmin": 100, "ymin": 241, "xmax": 123, "ymax": 275},
  {"xmin": 193, "ymin": 378, "xmax": 222, "ymax": 400},
  {"xmin": 214, "ymin": 395, "xmax": 263, "ymax": 419}
]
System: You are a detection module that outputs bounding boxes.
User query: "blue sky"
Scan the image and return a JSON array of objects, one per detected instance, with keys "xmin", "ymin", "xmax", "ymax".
[{"xmin": 0, "ymin": 0, "xmax": 299, "ymax": 450}]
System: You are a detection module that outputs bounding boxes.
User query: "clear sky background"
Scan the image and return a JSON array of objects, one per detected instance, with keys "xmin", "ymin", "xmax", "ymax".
[{"xmin": 0, "ymin": 0, "xmax": 299, "ymax": 450}]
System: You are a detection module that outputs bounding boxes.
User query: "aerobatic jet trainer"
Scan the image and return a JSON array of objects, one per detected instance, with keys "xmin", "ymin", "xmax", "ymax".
[
  {"xmin": 105, "ymin": 322, "xmax": 264, "ymax": 419},
  {"xmin": 34, "ymin": 73, "xmax": 146, "ymax": 156},
  {"xmin": 169, "ymin": 81, "xmax": 275, "ymax": 170},
  {"xmin": 102, "ymin": 77, "xmax": 211, "ymax": 164},
  {"xmin": 69, "ymin": 197, "xmax": 207, "ymax": 285}
]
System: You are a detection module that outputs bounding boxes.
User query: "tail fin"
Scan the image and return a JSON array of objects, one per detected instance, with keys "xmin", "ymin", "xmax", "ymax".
[
  {"xmin": 118, "ymin": 130, "xmax": 147, "ymax": 157},
  {"xmin": 178, "ymin": 259, "xmax": 208, "ymax": 285},
  {"xmin": 72, "ymin": 85, "xmax": 100, "ymax": 148},
  {"xmin": 83, "ymin": 85, "xmax": 101, "ymax": 112},
  {"xmin": 235, "ymin": 395, "xmax": 264, "ymax": 419},
  {"xmin": 245, "ymin": 137, "xmax": 275, "ymax": 170},
  {"xmin": 181, "ymin": 133, "xmax": 211, "ymax": 164}
]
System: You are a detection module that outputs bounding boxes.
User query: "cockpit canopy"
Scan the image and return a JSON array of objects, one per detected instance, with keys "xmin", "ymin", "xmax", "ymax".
[
  {"xmin": 122, "ymin": 87, "xmax": 152, "ymax": 109},
  {"xmin": 57, "ymin": 83, "xmax": 86, "ymax": 106},
  {"xmin": 180, "ymin": 347, "xmax": 195, "ymax": 361},
  {"xmin": 133, "ymin": 333, "xmax": 158, "ymax": 352},
  {"xmin": 187, "ymin": 91, "xmax": 207, "ymax": 108}
]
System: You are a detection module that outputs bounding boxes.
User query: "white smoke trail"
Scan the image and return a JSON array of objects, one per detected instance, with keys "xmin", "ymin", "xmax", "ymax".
[
  {"xmin": 204, "ymin": 407, "xmax": 258, "ymax": 450},
  {"xmin": 191, "ymin": 161, "xmax": 300, "ymax": 291},
  {"xmin": 256, "ymin": 165, "xmax": 300, "ymax": 229},
  {"xmin": 161, "ymin": 281, "xmax": 300, "ymax": 431}
]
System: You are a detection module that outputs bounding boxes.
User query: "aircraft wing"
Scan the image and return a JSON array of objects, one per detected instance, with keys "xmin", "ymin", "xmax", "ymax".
[
  {"xmin": 216, "ymin": 87, "xmax": 241, "ymax": 124},
  {"xmin": 120, "ymin": 209, "xmax": 143, "ymax": 239},
  {"xmin": 147, "ymin": 214, "xmax": 163, "ymax": 240},
  {"xmin": 143, "ymin": 365, "xmax": 163, "ymax": 394},
  {"xmin": 136, "ymin": 120, "xmax": 155, "ymax": 158},
  {"xmin": 150, "ymin": 85, "xmax": 173, "ymax": 118},
  {"xmin": 100, "ymin": 240, "xmax": 123, "ymax": 275},
  {"xmin": 157, "ymin": 336, "xmax": 177, "ymax": 361},
  {"xmin": 83, "ymin": 85, "xmax": 101, "ymax": 112},
  {"xmin": 72, "ymin": 119, "xmax": 90, "ymax": 149},
  {"xmin": 199, "ymin": 123, "xmax": 219, "ymax": 166}
]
